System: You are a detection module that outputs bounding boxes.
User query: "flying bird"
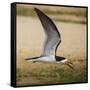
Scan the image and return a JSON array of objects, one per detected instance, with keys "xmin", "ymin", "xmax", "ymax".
[{"xmin": 25, "ymin": 8, "xmax": 74, "ymax": 69}]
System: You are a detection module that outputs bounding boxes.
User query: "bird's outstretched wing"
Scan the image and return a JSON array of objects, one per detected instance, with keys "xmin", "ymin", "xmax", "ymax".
[{"xmin": 35, "ymin": 8, "xmax": 61, "ymax": 56}]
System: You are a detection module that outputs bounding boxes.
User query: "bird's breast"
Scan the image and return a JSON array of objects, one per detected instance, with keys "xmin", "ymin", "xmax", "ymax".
[{"xmin": 38, "ymin": 55, "xmax": 55, "ymax": 62}]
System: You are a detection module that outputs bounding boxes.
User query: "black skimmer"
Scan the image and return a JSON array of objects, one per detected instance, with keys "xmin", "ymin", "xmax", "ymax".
[{"xmin": 25, "ymin": 8, "xmax": 74, "ymax": 69}]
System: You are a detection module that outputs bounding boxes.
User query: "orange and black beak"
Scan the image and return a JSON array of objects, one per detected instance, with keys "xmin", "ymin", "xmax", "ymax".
[{"xmin": 64, "ymin": 59, "xmax": 74, "ymax": 70}]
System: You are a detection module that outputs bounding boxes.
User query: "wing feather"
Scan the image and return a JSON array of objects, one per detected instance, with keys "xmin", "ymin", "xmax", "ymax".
[{"xmin": 35, "ymin": 8, "xmax": 61, "ymax": 56}]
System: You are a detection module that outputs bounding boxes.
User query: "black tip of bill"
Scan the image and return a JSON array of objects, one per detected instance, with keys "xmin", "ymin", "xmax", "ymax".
[{"xmin": 66, "ymin": 63, "xmax": 75, "ymax": 70}]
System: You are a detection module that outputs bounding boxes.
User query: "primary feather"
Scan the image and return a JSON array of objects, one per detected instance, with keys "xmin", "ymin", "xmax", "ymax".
[{"xmin": 35, "ymin": 8, "xmax": 61, "ymax": 56}]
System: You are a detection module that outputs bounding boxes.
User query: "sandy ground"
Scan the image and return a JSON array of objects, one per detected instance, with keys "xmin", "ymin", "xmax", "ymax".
[{"xmin": 16, "ymin": 16, "xmax": 87, "ymax": 86}]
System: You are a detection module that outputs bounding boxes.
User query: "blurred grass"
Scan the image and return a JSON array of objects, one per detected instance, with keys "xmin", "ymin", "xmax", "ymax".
[
  {"xmin": 16, "ymin": 50, "xmax": 87, "ymax": 86},
  {"xmin": 16, "ymin": 5, "xmax": 87, "ymax": 24},
  {"xmin": 16, "ymin": 61, "xmax": 87, "ymax": 86}
]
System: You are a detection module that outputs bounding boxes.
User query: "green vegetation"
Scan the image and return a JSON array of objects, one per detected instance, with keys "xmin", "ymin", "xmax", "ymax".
[
  {"xmin": 16, "ymin": 58, "xmax": 87, "ymax": 86},
  {"xmin": 16, "ymin": 6, "xmax": 86, "ymax": 17},
  {"xmin": 16, "ymin": 5, "xmax": 87, "ymax": 24},
  {"xmin": 17, "ymin": 6, "xmax": 35, "ymax": 17}
]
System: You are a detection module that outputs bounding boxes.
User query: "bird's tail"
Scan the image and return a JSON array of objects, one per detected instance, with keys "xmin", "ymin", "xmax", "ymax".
[{"xmin": 25, "ymin": 56, "xmax": 40, "ymax": 62}]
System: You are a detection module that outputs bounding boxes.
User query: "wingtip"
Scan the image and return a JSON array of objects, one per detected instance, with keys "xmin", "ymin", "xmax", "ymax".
[
  {"xmin": 34, "ymin": 7, "xmax": 37, "ymax": 11},
  {"xmin": 34, "ymin": 8, "xmax": 44, "ymax": 15},
  {"xmin": 34, "ymin": 8, "xmax": 39, "ymax": 12}
]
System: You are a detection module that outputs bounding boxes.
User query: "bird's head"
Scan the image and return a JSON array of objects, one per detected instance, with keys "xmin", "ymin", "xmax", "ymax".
[{"xmin": 62, "ymin": 59, "xmax": 74, "ymax": 70}]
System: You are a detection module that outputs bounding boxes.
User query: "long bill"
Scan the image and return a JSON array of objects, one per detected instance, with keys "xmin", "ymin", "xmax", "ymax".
[{"xmin": 64, "ymin": 59, "xmax": 74, "ymax": 70}]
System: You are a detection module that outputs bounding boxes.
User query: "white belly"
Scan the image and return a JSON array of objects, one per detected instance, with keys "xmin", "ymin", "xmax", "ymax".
[{"xmin": 38, "ymin": 55, "xmax": 56, "ymax": 63}]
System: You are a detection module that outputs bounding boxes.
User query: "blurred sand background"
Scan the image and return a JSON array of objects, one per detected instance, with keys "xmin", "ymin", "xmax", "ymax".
[{"xmin": 16, "ymin": 4, "xmax": 87, "ymax": 86}]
